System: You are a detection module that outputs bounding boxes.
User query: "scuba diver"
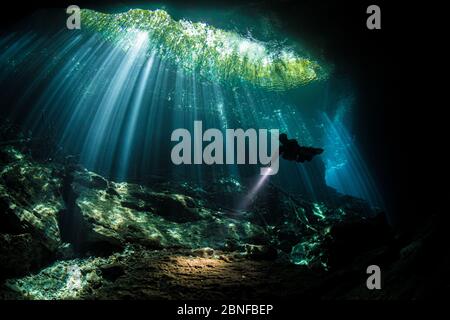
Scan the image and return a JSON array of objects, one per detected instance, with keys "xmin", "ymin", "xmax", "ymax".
[{"xmin": 279, "ymin": 133, "xmax": 324, "ymax": 162}]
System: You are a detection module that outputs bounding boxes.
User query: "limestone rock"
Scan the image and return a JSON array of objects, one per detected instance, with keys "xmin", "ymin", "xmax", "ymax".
[
  {"xmin": 0, "ymin": 146, "xmax": 63, "ymax": 251},
  {"xmin": 0, "ymin": 233, "xmax": 52, "ymax": 279}
]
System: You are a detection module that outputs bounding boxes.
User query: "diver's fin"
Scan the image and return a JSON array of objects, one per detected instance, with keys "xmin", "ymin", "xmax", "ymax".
[
  {"xmin": 305, "ymin": 147, "xmax": 324, "ymax": 155},
  {"xmin": 314, "ymin": 148, "xmax": 324, "ymax": 154}
]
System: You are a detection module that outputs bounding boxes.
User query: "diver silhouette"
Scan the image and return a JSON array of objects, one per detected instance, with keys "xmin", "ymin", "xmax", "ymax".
[{"xmin": 279, "ymin": 133, "xmax": 324, "ymax": 163}]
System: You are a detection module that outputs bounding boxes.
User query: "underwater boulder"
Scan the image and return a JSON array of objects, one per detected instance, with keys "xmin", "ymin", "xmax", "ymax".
[
  {"xmin": 69, "ymin": 172, "xmax": 269, "ymax": 251},
  {"xmin": 124, "ymin": 190, "xmax": 205, "ymax": 223},
  {"xmin": 0, "ymin": 233, "xmax": 53, "ymax": 280},
  {"xmin": 0, "ymin": 147, "xmax": 64, "ymax": 251},
  {"xmin": 244, "ymin": 244, "xmax": 278, "ymax": 261},
  {"xmin": 73, "ymin": 170, "xmax": 109, "ymax": 190},
  {"xmin": 3, "ymin": 255, "xmax": 110, "ymax": 299},
  {"xmin": 321, "ymin": 213, "xmax": 392, "ymax": 269},
  {"xmin": 191, "ymin": 247, "xmax": 215, "ymax": 258},
  {"xmin": 99, "ymin": 263, "xmax": 125, "ymax": 282}
]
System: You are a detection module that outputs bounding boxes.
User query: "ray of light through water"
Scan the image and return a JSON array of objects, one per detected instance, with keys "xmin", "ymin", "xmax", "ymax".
[{"xmin": 0, "ymin": 8, "xmax": 385, "ymax": 211}]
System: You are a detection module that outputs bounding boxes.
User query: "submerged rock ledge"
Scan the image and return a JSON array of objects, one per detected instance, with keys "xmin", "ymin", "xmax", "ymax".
[{"xmin": 4, "ymin": 144, "xmax": 435, "ymax": 300}]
